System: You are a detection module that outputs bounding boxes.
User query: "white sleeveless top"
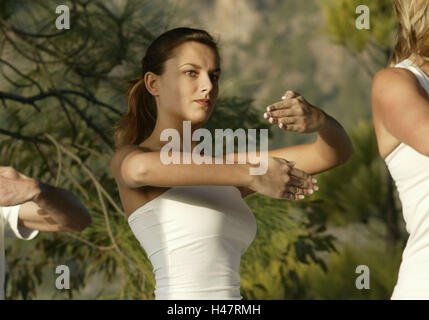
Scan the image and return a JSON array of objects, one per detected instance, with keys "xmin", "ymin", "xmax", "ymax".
[
  {"xmin": 128, "ymin": 185, "xmax": 257, "ymax": 300},
  {"xmin": 387, "ymin": 59, "xmax": 429, "ymax": 299}
]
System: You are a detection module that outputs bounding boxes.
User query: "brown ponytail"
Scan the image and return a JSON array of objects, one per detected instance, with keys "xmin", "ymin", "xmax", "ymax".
[
  {"xmin": 114, "ymin": 77, "xmax": 157, "ymax": 147},
  {"xmin": 113, "ymin": 27, "xmax": 220, "ymax": 148}
]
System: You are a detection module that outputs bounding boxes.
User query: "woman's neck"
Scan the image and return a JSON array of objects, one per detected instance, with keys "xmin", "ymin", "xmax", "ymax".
[{"xmin": 140, "ymin": 109, "xmax": 204, "ymax": 152}]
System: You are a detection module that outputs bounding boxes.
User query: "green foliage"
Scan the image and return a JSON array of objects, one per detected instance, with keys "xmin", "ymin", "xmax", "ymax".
[
  {"xmin": 319, "ymin": 0, "xmax": 396, "ymax": 51},
  {"xmin": 318, "ymin": 0, "xmax": 397, "ymax": 76},
  {"xmin": 297, "ymin": 233, "xmax": 403, "ymax": 299},
  {"xmin": 313, "ymin": 120, "xmax": 384, "ymax": 224},
  {"xmin": 240, "ymin": 194, "xmax": 336, "ymax": 299},
  {"xmin": 313, "ymin": 0, "xmax": 408, "ymax": 298}
]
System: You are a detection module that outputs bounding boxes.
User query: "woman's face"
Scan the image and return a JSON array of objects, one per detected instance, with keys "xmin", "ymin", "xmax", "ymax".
[{"xmin": 156, "ymin": 41, "xmax": 220, "ymax": 125}]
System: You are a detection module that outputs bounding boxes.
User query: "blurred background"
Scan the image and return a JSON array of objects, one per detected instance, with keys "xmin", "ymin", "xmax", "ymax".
[{"xmin": 0, "ymin": 0, "xmax": 404, "ymax": 299}]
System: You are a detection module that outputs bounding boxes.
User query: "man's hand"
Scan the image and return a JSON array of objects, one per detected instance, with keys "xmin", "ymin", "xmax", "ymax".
[
  {"xmin": 0, "ymin": 166, "xmax": 91, "ymax": 232},
  {"xmin": 0, "ymin": 166, "xmax": 41, "ymax": 207}
]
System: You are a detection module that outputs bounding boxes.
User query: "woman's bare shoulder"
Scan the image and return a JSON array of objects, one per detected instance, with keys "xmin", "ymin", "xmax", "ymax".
[
  {"xmin": 372, "ymin": 67, "xmax": 422, "ymax": 92},
  {"xmin": 372, "ymin": 66, "xmax": 429, "ymax": 157},
  {"xmin": 372, "ymin": 67, "xmax": 426, "ymax": 111}
]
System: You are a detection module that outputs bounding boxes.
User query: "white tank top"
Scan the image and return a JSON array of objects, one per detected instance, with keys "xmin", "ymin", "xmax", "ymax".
[
  {"xmin": 387, "ymin": 59, "xmax": 429, "ymax": 299},
  {"xmin": 128, "ymin": 185, "xmax": 257, "ymax": 300}
]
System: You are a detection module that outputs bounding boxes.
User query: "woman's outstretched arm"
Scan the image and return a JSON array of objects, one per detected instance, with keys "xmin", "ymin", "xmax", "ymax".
[
  {"xmin": 266, "ymin": 111, "xmax": 353, "ymax": 175},
  {"xmin": 232, "ymin": 90, "xmax": 353, "ymax": 176},
  {"xmin": 110, "ymin": 145, "xmax": 317, "ymax": 201}
]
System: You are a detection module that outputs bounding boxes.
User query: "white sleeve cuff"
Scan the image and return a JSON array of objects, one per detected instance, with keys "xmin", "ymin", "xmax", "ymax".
[{"xmin": 4, "ymin": 205, "xmax": 39, "ymax": 240}]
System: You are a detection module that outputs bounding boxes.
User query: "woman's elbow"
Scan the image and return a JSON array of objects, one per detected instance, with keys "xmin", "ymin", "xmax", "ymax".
[
  {"xmin": 120, "ymin": 158, "xmax": 148, "ymax": 188},
  {"xmin": 328, "ymin": 142, "xmax": 354, "ymax": 169}
]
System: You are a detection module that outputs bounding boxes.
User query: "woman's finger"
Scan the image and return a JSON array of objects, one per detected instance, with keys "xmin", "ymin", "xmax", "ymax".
[
  {"xmin": 268, "ymin": 116, "xmax": 278, "ymax": 124},
  {"xmin": 282, "ymin": 90, "xmax": 300, "ymax": 100},
  {"xmin": 279, "ymin": 123, "xmax": 302, "ymax": 131},
  {"xmin": 289, "ymin": 176, "xmax": 319, "ymax": 193},
  {"xmin": 266, "ymin": 99, "xmax": 295, "ymax": 112},
  {"xmin": 275, "ymin": 157, "xmax": 295, "ymax": 167},
  {"xmin": 282, "ymin": 192, "xmax": 304, "ymax": 201},
  {"xmin": 286, "ymin": 160, "xmax": 296, "ymax": 166},
  {"xmin": 267, "ymin": 109, "xmax": 296, "ymax": 118},
  {"xmin": 288, "ymin": 176, "xmax": 311, "ymax": 189},
  {"xmin": 285, "ymin": 185, "xmax": 306, "ymax": 195},
  {"xmin": 289, "ymin": 167, "xmax": 312, "ymax": 181},
  {"xmin": 267, "ymin": 98, "xmax": 296, "ymax": 112},
  {"xmin": 278, "ymin": 117, "xmax": 298, "ymax": 125},
  {"xmin": 282, "ymin": 192, "xmax": 295, "ymax": 200}
]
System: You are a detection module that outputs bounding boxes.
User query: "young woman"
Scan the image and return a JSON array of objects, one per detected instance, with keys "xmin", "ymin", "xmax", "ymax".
[
  {"xmin": 372, "ymin": 0, "xmax": 429, "ymax": 299},
  {"xmin": 110, "ymin": 27, "xmax": 353, "ymax": 300}
]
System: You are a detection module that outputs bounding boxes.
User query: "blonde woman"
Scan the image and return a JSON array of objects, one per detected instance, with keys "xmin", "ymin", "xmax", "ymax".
[
  {"xmin": 111, "ymin": 27, "xmax": 353, "ymax": 300},
  {"xmin": 372, "ymin": 0, "xmax": 429, "ymax": 299}
]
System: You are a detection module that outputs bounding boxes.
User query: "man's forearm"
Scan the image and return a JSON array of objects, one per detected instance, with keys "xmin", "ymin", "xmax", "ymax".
[{"xmin": 32, "ymin": 181, "xmax": 91, "ymax": 232}]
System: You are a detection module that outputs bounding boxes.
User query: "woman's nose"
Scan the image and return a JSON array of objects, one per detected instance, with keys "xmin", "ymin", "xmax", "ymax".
[{"xmin": 200, "ymin": 73, "xmax": 213, "ymax": 92}]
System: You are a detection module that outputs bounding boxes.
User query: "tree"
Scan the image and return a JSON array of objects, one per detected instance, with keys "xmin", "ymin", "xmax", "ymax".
[
  {"xmin": 319, "ymin": 0, "xmax": 396, "ymax": 77},
  {"xmin": 317, "ymin": 0, "xmax": 406, "ymax": 251}
]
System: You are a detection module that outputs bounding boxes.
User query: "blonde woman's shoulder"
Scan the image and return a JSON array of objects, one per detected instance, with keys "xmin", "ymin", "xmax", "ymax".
[
  {"xmin": 372, "ymin": 67, "xmax": 427, "ymax": 110},
  {"xmin": 373, "ymin": 67, "xmax": 418, "ymax": 86},
  {"xmin": 372, "ymin": 67, "xmax": 429, "ymax": 158}
]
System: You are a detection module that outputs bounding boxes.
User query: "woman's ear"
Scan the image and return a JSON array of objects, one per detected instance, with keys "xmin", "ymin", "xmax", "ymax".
[{"xmin": 144, "ymin": 72, "xmax": 159, "ymax": 96}]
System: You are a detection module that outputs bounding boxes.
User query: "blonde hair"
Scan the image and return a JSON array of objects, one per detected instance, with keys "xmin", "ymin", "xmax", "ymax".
[{"xmin": 390, "ymin": 0, "xmax": 429, "ymax": 67}]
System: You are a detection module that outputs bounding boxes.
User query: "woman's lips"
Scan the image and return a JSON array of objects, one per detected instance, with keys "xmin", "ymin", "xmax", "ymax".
[{"xmin": 194, "ymin": 100, "xmax": 210, "ymax": 108}]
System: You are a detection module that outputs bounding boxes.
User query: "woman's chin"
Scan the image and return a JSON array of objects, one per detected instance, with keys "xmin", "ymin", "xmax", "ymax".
[
  {"xmin": 189, "ymin": 119, "xmax": 207, "ymax": 126},
  {"xmin": 187, "ymin": 113, "xmax": 209, "ymax": 124}
]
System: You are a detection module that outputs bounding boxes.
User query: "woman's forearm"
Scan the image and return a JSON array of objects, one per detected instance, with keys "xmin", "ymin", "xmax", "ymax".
[
  {"xmin": 130, "ymin": 151, "xmax": 256, "ymax": 188},
  {"xmin": 313, "ymin": 112, "xmax": 354, "ymax": 165}
]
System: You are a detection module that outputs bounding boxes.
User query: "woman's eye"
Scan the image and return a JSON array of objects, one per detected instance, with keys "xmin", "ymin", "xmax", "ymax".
[{"xmin": 185, "ymin": 70, "xmax": 197, "ymax": 77}]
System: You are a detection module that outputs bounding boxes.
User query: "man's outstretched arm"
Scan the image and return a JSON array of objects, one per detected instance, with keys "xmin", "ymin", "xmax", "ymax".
[{"xmin": 0, "ymin": 166, "xmax": 91, "ymax": 233}]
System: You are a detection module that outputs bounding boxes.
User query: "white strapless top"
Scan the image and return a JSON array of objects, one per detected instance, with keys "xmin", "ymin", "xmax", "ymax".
[
  {"xmin": 128, "ymin": 185, "xmax": 257, "ymax": 300},
  {"xmin": 387, "ymin": 59, "xmax": 429, "ymax": 299}
]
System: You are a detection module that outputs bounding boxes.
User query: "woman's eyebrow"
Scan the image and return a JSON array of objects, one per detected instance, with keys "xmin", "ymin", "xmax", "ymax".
[{"xmin": 180, "ymin": 63, "xmax": 221, "ymax": 73}]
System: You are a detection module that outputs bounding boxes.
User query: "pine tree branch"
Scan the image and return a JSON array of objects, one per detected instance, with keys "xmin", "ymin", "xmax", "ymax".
[
  {"xmin": 0, "ymin": 89, "xmax": 121, "ymax": 114},
  {"xmin": 0, "ymin": 128, "xmax": 49, "ymax": 144}
]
